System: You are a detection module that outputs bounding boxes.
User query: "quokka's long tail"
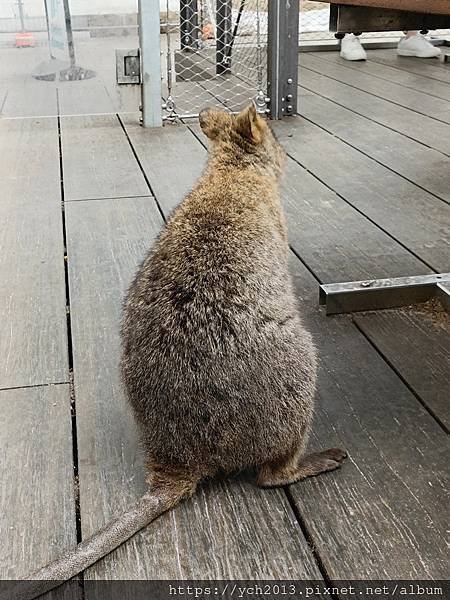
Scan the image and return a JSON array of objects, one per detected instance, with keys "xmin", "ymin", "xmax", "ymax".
[{"xmin": 3, "ymin": 490, "xmax": 176, "ymax": 600}]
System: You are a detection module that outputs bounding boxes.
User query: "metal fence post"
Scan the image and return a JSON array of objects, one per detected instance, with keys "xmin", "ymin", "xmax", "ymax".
[
  {"xmin": 180, "ymin": 0, "xmax": 200, "ymax": 51},
  {"xmin": 267, "ymin": 0, "xmax": 299, "ymax": 119},
  {"xmin": 139, "ymin": 0, "xmax": 162, "ymax": 127},
  {"xmin": 216, "ymin": 0, "xmax": 232, "ymax": 75}
]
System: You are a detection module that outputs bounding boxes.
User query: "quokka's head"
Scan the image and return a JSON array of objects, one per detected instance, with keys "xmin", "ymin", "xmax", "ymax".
[{"xmin": 199, "ymin": 104, "xmax": 286, "ymax": 177}]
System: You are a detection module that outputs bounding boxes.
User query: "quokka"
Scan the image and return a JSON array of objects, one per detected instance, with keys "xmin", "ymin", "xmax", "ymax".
[{"xmin": 14, "ymin": 104, "xmax": 346, "ymax": 599}]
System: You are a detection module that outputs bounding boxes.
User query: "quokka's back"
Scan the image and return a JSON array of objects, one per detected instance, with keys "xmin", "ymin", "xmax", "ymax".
[{"xmin": 121, "ymin": 105, "xmax": 319, "ymax": 476}]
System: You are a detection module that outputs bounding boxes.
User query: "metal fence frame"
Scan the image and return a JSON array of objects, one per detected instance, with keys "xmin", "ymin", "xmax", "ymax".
[
  {"xmin": 267, "ymin": 0, "xmax": 299, "ymax": 120},
  {"xmin": 139, "ymin": 0, "xmax": 301, "ymax": 127}
]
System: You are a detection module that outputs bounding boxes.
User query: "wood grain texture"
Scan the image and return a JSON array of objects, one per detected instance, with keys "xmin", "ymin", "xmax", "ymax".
[
  {"xmin": 287, "ymin": 254, "xmax": 449, "ymax": 579},
  {"xmin": 0, "ymin": 118, "xmax": 68, "ymax": 388},
  {"xmin": 298, "ymin": 57, "xmax": 450, "ymax": 155},
  {"xmin": 272, "ymin": 117, "xmax": 450, "ymax": 273},
  {"xmin": 282, "ymin": 159, "xmax": 432, "ymax": 282},
  {"xmin": 268, "ymin": 118, "xmax": 450, "ymax": 274},
  {"xmin": 61, "ymin": 115, "xmax": 150, "ymax": 201},
  {"xmin": 0, "ymin": 385, "xmax": 77, "ymax": 579},
  {"xmin": 122, "ymin": 116, "xmax": 207, "ymax": 215},
  {"xmin": 66, "ymin": 196, "xmax": 320, "ymax": 580},
  {"xmin": 320, "ymin": 0, "xmax": 450, "ymax": 16},
  {"xmin": 293, "ymin": 92, "xmax": 450, "ymax": 204},
  {"xmin": 354, "ymin": 307, "xmax": 450, "ymax": 430},
  {"xmin": 299, "ymin": 52, "xmax": 450, "ymax": 125},
  {"xmin": 309, "ymin": 51, "xmax": 450, "ymax": 102},
  {"xmin": 366, "ymin": 49, "xmax": 450, "ymax": 85}
]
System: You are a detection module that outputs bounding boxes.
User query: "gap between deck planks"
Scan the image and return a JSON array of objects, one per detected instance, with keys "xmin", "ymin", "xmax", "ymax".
[
  {"xmin": 295, "ymin": 88, "xmax": 450, "ymax": 205},
  {"xmin": 270, "ymin": 118, "xmax": 450, "ymax": 273},
  {"xmin": 299, "ymin": 52, "xmax": 450, "ymax": 123},
  {"xmin": 0, "ymin": 385, "xmax": 80, "ymax": 600},
  {"xmin": 65, "ymin": 195, "xmax": 321, "ymax": 581},
  {"xmin": 0, "ymin": 117, "xmax": 69, "ymax": 389},
  {"xmin": 307, "ymin": 51, "xmax": 450, "ymax": 102},
  {"xmin": 121, "ymin": 119, "xmax": 447, "ymax": 577},
  {"xmin": 60, "ymin": 115, "xmax": 150, "ymax": 201},
  {"xmin": 298, "ymin": 58, "xmax": 450, "ymax": 156},
  {"xmin": 365, "ymin": 48, "xmax": 450, "ymax": 85},
  {"xmin": 354, "ymin": 306, "xmax": 450, "ymax": 432}
]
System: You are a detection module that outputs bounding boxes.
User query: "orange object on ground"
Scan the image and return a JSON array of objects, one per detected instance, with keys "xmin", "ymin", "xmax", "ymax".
[
  {"xmin": 15, "ymin": 31, "xmax": 35, "ymax": 47},
  {"xmin": 202, "ymin": 22, "xmax": 215, "ymax": 40}
]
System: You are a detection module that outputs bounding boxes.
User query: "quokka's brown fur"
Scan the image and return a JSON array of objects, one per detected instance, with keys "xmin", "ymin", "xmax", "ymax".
[
  {"xmin": 14, "ymin": 106, "xmax": 345, "ymax": 599},
  {"xmin": 121, "ymin": 104, "xmax": 346, "ymax": 493}
]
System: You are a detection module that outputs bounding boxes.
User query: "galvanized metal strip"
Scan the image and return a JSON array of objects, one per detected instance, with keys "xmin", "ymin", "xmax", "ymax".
[{"xmin": 319, "ymin": 273, "xmax": 450, "ymax": 315}]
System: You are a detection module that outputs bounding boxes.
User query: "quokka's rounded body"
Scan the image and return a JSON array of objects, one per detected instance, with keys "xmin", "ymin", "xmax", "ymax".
[
  {"xmin": 121, "ymin": 109, "xmax": 318, "ymax": 477},
  {"xmin": 17, "ymin": 107, "xmax": 340, "ymax": 593}
]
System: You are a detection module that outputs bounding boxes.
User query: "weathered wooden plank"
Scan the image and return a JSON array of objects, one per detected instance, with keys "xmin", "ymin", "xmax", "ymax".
[
  {"xmin": 0, "ymin": 45, "xmax": 57, "ymax": 118},
  {"xmin": 298, "ymin": 61, "xmax": 450, "ymax": 155},
  {"xmin": 61, "ymin": 115, "xmax": 150, "ymax": 201},
  {"xmin": 324, "ymin": 0, "xmax": 450, "ymax": 15},
  {"xmin": 57, "ymin": 80, "xmax": 115, "ymax": 117},
  {"xmin": 287, "ymin": 254, "xmax": 449, "ymax": 579},
  {"xmin": 354, "ymin": 305, "xmax": 450, "ymax": 430},
  {"xmin": 308, "ymin": 50, "xmax": 450, "ymax": 100},
  {"xmin": 294, "ymin": 92, "xmax": 450, "ymax": 204},
  {"xmin": 366, "ymin": 48, "xmax": 450, "ymax": 85},
  {"xmin": 283, "ymin": 159, "xmax": 432, "ymax": 282},
  {"xmin": 122, "ymin": 117, "xmax": 207, "ymax": 214},
  {"xmin": 272, "ymin": 117, "xmax": 450, "ymax": 273},
  {"xmin": 2, "ymin": 79, "xmax": 57, "ymax": 118},
  {"xmin": 0, "ymin": 385, "xmax": 77, "ymax": 582},
  {"xmin": 66, "ymin": 196, "xmax": 321, "ymax": 579},
  {"xmin": 308, "ymin": 51, "xmax": 450, "ymax": 102},
  {"xmin": 329, "ymin": 4, "xmax": 450, "ymax": 34},
  {"xmin": 298, "ymin": 52, "xmax": 450, "ymax": 124},
  {"xmin": 0, "ymin": 118, "xmax": 68, "ymax": 388}
]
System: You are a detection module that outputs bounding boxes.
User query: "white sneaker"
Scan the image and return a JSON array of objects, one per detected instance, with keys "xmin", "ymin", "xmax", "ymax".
[
  {"xmin": 340, "ymin": 34, "xmax": 367, "ymax": 61},
  {"xmin": 397, "ymin": 34, "xmax": 441, "ymax": 58}
]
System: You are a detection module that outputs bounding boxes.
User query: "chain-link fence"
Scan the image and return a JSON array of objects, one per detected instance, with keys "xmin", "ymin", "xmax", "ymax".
[{"xmin": 161, "ymin": 0, "xmax": 268, "ymax": 121}]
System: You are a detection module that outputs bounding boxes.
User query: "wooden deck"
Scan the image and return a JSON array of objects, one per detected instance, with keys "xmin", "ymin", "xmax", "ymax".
[{"xmin": 1, "ymin": 50, "xmax": 449, "ymax": 583}]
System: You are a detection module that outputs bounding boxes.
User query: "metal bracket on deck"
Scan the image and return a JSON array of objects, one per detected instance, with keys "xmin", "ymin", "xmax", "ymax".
[{"xmin": 319, "ymin": 273, "xmax": 450, "ymax": 315}]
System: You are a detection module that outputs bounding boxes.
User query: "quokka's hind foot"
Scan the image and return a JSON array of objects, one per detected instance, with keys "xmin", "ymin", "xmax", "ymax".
[{"xmin": 257, "ymin": 447, "xmax": 347, "ymax": 488}]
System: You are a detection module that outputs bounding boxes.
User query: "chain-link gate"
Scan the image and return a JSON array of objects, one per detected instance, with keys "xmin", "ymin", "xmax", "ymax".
[{"xmin": 161, "ymin": 0, "xmax": 269, "ymax": 121}]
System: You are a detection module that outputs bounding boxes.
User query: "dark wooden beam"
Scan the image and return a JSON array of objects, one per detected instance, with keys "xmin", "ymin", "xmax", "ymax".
[
  {"xmin": 330, "ymin": 5, "xmax": 450, "ymax": 32},
  {"xmin": 323, "ymin": 0, "xmax": 450, "ymax": 16}
]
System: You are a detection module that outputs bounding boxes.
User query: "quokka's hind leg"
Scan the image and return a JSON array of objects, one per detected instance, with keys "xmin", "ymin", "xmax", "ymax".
[
  {"xmin": 257, "ymin": 447, "xmax": 347, "ymax": 488},
  {"xmin": 146, "ymin": 459, "xmax": 200, "ymax": 506}
]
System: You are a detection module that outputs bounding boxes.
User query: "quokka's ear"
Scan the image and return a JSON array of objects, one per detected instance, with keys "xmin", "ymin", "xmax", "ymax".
[
  {"xmin": 235, "ymin": 104, "xmax": 267, "ymax": 145},
  {"xmin": 199, "ymin": 107, "xmax": 231, "ymax": 140}
]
